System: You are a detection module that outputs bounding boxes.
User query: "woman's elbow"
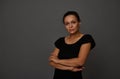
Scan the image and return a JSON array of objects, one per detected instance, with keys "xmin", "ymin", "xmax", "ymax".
[
  {"xmin": 78, "ymin": 62, "xmax": 84, "ymax": 67},
  {"xmin": 77, "ymin": 59, "xmax": 85, "ymax": 67}
]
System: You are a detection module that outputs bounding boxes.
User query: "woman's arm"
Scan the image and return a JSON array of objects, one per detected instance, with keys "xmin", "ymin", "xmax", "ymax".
[
  {"xmin": 50, "ymin": 61, "xmax": 84, "ymax": 72},
  {"xmin": 49, "ymin": 48, "xmax": 73, "ymax": 70},
  {"xmin": 49, "ymin": 48, "xmax": 84, "ymax": 72},
  {"xmin": 49, "ymin": 61, "xmax": 74, "ymax": 70},
  {"xmin": 51, "ymin": 43, "xmax": 91, "ymax": 67}
]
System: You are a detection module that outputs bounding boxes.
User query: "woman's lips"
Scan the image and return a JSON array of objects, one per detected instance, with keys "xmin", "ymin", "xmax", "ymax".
[{"xmin": 69, "ymin": 29, "xmax": 74, "ymax": 31}]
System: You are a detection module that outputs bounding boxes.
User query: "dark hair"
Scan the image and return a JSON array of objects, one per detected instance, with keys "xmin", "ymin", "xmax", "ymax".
[{"xmin": 63, "ymin": 11, "xmax": 81, "ymax": 24}]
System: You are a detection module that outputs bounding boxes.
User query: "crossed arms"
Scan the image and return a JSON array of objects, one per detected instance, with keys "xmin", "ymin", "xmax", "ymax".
[{"xmin": 49, "ymin": 43, "xmax": 91, "ymax": 72}]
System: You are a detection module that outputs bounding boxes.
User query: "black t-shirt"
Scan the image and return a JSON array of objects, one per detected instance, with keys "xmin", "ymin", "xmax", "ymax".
[{"xmin": 53, "ymin": 34, "xmax": 96, "ymax": 79}]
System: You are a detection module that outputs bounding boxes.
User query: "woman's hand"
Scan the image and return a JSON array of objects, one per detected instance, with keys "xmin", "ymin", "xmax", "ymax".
[
  {"xmin": 71, "ymin": 66, "xmax": 85, "ymax": 72},
  {"xmin": 49, "ymin": 53, "xmax": 59, "ymax": 63}
]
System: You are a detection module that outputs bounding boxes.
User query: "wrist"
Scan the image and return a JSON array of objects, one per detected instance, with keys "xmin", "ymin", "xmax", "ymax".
[
  {"xmin": 53, "ymin": 58, "xmax": 59, "ymax": 64},
  {"xmin": 69, "ymin": 67, "xmax": 74, "ymax": 71},
  {"xmin": 56, "ymin": 59, "xmax": 60, "ymax": 64}
]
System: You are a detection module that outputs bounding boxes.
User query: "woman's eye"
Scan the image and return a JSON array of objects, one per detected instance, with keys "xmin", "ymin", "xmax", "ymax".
[
  {"xmin": 71, "ymin": 21, "xmax": 76, "ymax": 24},
  {"xmin": 65, "ymin": 23, "xmax": 69, "ymax": 25}
]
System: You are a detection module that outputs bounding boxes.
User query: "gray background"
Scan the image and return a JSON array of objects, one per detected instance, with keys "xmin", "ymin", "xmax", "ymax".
[{"xmin": 0, "ymin": 0, "xmax": 120, "ymax": 79}]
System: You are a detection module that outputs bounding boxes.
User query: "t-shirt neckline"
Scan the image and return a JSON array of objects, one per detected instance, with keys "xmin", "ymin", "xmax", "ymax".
[{"xmin": 64, "ymin": 34, "xmax": 87, "ymax": 45}]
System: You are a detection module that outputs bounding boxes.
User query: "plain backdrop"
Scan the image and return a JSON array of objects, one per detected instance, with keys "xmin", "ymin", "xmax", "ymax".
[{"xmin": 0, "ymin": 0, "xmax": 120, "ymax": 79}]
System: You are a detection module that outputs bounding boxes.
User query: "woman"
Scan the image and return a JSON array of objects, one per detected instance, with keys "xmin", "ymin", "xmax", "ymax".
[{"xmin": 49, "ymin": 11, "xmax": 95, "ymax": 79}]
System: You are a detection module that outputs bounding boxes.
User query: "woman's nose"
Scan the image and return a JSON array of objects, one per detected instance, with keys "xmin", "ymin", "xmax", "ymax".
[{"xmin": 69, "ymin": 23, "xmax": 73, "ymax": 28}]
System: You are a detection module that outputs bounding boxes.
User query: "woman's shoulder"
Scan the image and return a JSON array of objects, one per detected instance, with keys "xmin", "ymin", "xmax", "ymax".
[
  {"xmin": 81, "ymin": 34, "xmax": 94, "ymax": 40},
  {"xmin": 55, "ymin": 36, "xmax": 65, "ymax": 44},
  {"xmin": 56, "ymin": 36, "xmax": 65, "ymax": 41},
  {"xmin": 83, "ymin": 34, "xmax": 93, "ymax": 37},
  {"xmin": 54, "ymin": 36, "xmax": 65, "ymax": 48},
  {"xmin": 81, "ymin": 33, "xmax": 96, "ymax": 49}
]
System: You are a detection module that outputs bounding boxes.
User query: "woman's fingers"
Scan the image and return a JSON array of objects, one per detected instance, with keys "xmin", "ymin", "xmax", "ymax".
[
  {"xmin": 49, "ymin": 56, "xmax": 57, "ymax": 63},
  {"xmin": 72, "ymin": 68, "xmax": 82, "ymax": 72},
  {"xmin": 72, "ymin": 66, "xmax": 85, "ymax": 72}
]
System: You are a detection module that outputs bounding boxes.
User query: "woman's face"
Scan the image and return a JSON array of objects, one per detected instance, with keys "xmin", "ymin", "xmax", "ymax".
[{"xmin": 64, "ymin": 15, "xmax": 80, "ymax": 35}]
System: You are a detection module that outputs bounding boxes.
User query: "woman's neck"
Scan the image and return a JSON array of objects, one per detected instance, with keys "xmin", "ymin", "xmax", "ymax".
[{"xmin": 68, "ymin": 31, "xmax": 82, "ymax": 39}]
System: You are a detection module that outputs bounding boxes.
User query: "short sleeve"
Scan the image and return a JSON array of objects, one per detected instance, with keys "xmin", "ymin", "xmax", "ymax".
[
  {"xmin": 54, "ymin": 37, "xmax": 63, "ymax": 49},
  {"xmin": 81, "ymin": 34, "xmax": 96, "ymax": 49}
]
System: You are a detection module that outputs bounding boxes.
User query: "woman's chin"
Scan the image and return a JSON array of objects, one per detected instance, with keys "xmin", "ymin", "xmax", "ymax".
[
  {"xmin": 69, "ymin": 32, "xmax": 76, "ymax": 35},
  {"xmin": 68, "ymin": 31, "xmax": 79, "ymax": 35}
]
